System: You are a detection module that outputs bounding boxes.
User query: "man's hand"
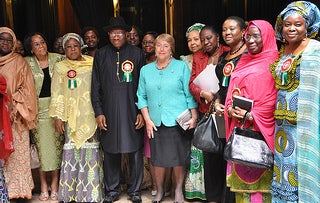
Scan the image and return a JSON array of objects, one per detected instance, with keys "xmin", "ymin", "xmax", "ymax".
[
  {"xmin": 135, "ymin": 114, "xmax": 145, "ymax": 129},
  {"xmin": 96, "ymin": 115, "xmax": 108, "ymax": 131}
]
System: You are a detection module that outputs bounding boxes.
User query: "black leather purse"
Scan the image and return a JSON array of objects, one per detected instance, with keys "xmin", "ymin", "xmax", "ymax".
[
  {"xmin": 192, "ymin": 102, "xmax": 223, "ymax": 153},
  {"xmin": 224, "ymin": 119, "xmax": 273, "ymax": 169}
]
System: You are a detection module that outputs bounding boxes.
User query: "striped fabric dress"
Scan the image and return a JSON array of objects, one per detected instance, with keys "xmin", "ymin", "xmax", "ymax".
[{"xmin": 271, "ymin": 39, "xmax": 320, "ymax": 202}]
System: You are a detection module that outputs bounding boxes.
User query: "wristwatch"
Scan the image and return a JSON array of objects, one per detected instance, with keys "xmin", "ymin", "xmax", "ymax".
[{"xmin": 247, "ymin": 112, "xmax": 253, "ymax": 121}]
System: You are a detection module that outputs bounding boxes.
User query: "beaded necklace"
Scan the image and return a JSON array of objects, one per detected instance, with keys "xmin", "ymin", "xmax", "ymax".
[
  {"xmin": 156, "ymin": 56, "xmax": 172, "ymax": 70},
  {"xmin": 229, "ymin": 42, "xmax": 245, "ymax": 55}
]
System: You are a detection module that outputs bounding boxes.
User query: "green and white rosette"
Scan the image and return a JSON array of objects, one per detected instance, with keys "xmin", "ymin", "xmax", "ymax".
[
  {"xmin": 67, "ymin": 69, "xmax": 77, "ymax": 89},
  {"xmin": 122, "ymin": 60, "xmax": 134, "ymax": 82},
  {"xmin": 222, "ymin": 61, "xmax": 234, "ymax": 87},
  {"xmin": 280, "ymin": 58, "xmax": 292, "ymax": 86}
]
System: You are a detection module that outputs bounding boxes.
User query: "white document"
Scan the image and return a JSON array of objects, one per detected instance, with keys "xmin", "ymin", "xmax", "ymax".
[{"xmin": 193, "ymin": 64, "xmax": 220, "ymax": 94}]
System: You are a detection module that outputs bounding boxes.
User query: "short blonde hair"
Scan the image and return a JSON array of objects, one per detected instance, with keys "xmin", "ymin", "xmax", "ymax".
[{"xmin": 154, "ymin": 33, "xmax": 175, "ymax": 54}]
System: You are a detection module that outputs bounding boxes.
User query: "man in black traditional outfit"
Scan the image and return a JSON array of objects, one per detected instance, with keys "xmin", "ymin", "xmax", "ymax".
[{"xmin": 91, "ymin": 16, "xmax": 145, "ymax": 203}]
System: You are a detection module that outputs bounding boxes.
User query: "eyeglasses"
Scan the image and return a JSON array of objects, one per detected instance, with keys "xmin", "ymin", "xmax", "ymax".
[
  {"xmin": 142, "ymin": 41, "xmax": 154, "ymax": 45},
  {"xmin": 109, "ymin": 32, "xmax": 125, "ymax": 38},
  {"xmin": 0, "ymin": 37, "xmax": 13, "ymax": 44},
  {"xmin": 245, "ymin": 34, "xmax": 262, "ymax": 41}
]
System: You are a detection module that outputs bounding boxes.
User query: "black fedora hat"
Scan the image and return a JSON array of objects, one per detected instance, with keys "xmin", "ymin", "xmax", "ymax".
[{"xmin": 103, "ymin": 16, "xmax": 131, "ymax": 33}]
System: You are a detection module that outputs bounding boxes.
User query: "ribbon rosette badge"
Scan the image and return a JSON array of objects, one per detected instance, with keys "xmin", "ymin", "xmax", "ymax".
[
  {"xmin": 121, "ymin": 60, "xmax": 134, "ymax": 82},
  {"xmin": 67, "ymin": 70, "xmax": 77, "ymax": 89},
  {"xmin": 222, "ymin": 62, "xmax": 234, "ymax": 87},
  {"xmin": 280, "ymin": 58, "xmax": 292, "ymax": 85}
]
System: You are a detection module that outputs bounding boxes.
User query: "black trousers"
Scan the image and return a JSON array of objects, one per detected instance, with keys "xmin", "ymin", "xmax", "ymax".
[
  {"xmin": 203, "ymin": 149, "xmax": 235, "ymax": 203},
  {"xmin": 103, "ymin": 147, "xmax": 144, "ymax": 197}
]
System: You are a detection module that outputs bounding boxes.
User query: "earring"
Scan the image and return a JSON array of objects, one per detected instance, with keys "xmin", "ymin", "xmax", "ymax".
[
  {"xmin": 281, "ymin": 37, "xmax": 287, "ymax": 44},
  {"xmin": 31, "ymin": 50, "xmax": 34, "ymax": 54}
]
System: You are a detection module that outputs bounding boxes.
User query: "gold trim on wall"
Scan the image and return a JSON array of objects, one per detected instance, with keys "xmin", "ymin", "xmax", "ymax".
[
  {"xmin": 113, "ymin": 0, "xmax": 120, "ymax": 17},
  {"xmin": 4, "ymin": 0, "xmax": 14, "ymax": 28},
  {"xmin": 164, "ymin": 0, "xmax": 174, "ymax": 35}
]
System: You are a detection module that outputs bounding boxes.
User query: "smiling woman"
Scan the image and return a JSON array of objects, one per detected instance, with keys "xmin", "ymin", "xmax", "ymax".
[
  {"xmin": 0, "ymin": 27, "xmax": 37, "ymax": 202},
  {"xmin": 224, "ymin": 20, "xmax": 278, "ymax": 203},
  {"xmin": 270, "ymin": 1, "xmax": 320, "ymax": 202},
  {"xmin": 137, "ymin": 34, "xmax": 198, "ymax": 203},
  {"xmin": 24, "ymin": 31, "xmax": 64, "ymax": 201}
]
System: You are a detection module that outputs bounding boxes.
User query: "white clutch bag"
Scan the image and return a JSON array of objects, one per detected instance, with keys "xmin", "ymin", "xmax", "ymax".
[{"xmin": 176, "ymin": 109, "xmax": 192, "ymax": 131}]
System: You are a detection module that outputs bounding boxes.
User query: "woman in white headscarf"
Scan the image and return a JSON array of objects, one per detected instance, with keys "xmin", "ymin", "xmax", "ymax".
[{"xmin": 49, "ymin": 33, "xmax": 104, "ymax": 202}]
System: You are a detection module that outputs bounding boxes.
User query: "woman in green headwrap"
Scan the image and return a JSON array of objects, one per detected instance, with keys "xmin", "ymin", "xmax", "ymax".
[
  {"xmin": 180, "ymin": 23, "xmax": 205, "ymax": 71},
  {"xmin": 181, "ymin": 23, "xmax": 207, "ymax": 201}
]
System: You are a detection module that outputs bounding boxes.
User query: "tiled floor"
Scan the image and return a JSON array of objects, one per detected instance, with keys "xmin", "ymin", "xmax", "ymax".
[{"xmin": 28, "ymin": 190, "xmax": 204, "ymax": 203}]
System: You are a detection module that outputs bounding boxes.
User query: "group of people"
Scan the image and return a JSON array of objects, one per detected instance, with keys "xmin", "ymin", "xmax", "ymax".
[
  {"xmin": 0, "ymin": 1, "xmax": 320, "ymax": 203},
  {"xmin": 184, "ymin": 1, "xmax": 320, "ymax": 203}
]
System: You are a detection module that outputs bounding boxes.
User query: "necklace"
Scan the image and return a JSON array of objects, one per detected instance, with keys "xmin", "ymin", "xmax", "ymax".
[
  {"xmin": 156, "ymin": 57, "xmax": 172, "ymax": 70},
  {"xmin": 229, "ymin": 42, "xmax": 245, "ymax": 55},
  {"xmin": 116, "ymin": 51, "xmax": 122, "ymax": 82}
]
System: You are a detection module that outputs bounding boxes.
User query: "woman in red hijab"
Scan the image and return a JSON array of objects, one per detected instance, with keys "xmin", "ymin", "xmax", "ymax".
[
  {"xmin": 224, "ymin": 20, "xmax": 278, "ymax": 202},
  {"xmin": 0, "ymin": 75, "xmax": 13, "ymax": 202}
]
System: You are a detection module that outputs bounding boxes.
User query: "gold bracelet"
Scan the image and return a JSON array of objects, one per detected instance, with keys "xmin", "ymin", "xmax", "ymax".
[
  {"xmin": 200, "ymin": 90, "xmax": 204, "ymax": 98},
  {"xmin": 247, "ymin": 112, "xmax": 253, "ymax": 120}
]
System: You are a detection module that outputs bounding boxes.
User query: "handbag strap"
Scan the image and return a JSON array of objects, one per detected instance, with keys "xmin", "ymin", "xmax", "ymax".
[
  {"xmin": 241, "ymin": 111, "xmax": 253, "ymax": 129},
  {"xmin": 204, "ymin": 101, "xmax": 215, "ymax": 118}
]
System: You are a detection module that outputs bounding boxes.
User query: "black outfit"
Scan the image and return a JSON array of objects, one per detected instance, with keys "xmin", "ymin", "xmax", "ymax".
[
  {"xmin": 203, "ymin": 51, "xmax": 243, "ymax": 203},
  {"xmin": 215, "ymin": 52, "xmax": 242, "ymax": 104},
  {"xmin": 39, "ymin": 67, "xmax": 51, "ymax": 98},
  {"xmin": 91, "ymin": 43, "xmax": 145, "ymax": 199},
  {"xmin": 150, "ymin": 125, "xmax": 191, "ymax": 167}
]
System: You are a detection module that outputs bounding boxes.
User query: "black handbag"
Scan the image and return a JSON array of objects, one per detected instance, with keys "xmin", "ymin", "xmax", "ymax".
[
  {"xmin": 224, "ymin": 126, "xmax": 273, "ymax": 169},
  {"xmin": 192, "ymin": 102, "xmax": 223, "ymax": 153}
]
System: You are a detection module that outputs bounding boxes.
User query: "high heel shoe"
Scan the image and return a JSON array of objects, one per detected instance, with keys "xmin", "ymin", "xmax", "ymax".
[
  {"xmin": 151, "ymin": 189, "xmax": 157, "ymax": 196},
  {"xmin": 152, "ymin": 192, "xmax": 165, "ymax": 203}
]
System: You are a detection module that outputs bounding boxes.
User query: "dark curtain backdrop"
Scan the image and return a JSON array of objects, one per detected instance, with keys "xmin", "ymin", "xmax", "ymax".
[
  {"xmin": 11, "ymin": 0, "xmax": 58, "ymax": 50},
  {"xmin": 69, "ymin": 0, "xmax": 113, "ymax": 46},
  {"xmin": 0, "ymin": 1, "xmax": 4, "ymax": 26},
  {"xmin": 69, "ymin": 0, "xmax": 165, "ymax": 47},
  {"xmin": 6, "ymin": 0, "xmax": 317, "ymax": 56},
  {"xmin": 122, "ymin": 0, "xmax": 165, "ymax": 35}
]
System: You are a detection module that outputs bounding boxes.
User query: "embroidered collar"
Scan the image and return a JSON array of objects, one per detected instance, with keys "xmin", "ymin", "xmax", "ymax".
[{"xmin": 270, "ymin": 46, "xmax": 301, "ymax": 91}]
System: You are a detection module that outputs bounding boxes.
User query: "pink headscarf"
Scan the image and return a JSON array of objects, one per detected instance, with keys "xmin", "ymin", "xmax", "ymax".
[{"xmin": 224, "ymin": 20, "xmax": 278, "ymax": 152}]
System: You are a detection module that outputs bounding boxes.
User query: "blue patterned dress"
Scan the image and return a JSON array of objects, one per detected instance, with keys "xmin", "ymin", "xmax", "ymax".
[
  {"xmin": 0, "ymin": 161, "xmax": 9, "ymax": 203},
  {"xmin": 270, "ymin": 53, "xmax": 300, "ymax": 202}
]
